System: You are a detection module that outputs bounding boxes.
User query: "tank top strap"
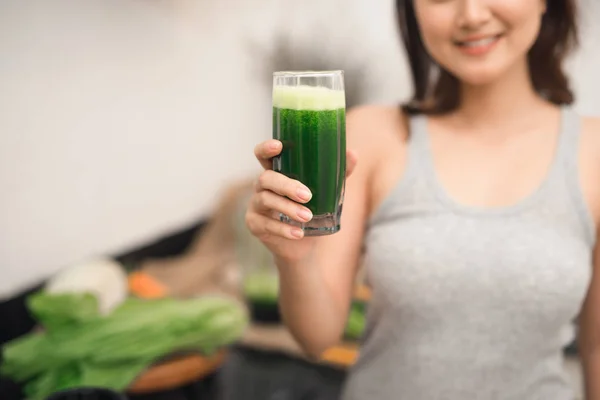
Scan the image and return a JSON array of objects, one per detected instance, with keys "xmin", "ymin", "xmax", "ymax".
[
  {"xmin": 407, "ymin": 113, "xmax": 429, "ymax": 149},
  {"xmin": 367, "ymin": 112, "xmax": 437, "ymax": 226},
  {"xmin": 403, "ymin": 113, "xmax": 431, "ymax": 178},
  {"xmin": 556, "ymin": 105, "xmax": 582, "ymax": 167},
  {"xmin": 404, "ymin": 112, "xmax": 446, "ymax": 196},
  {"xmin": 553, "ymin": 106, "xmax": 596, "ymax": 244}
]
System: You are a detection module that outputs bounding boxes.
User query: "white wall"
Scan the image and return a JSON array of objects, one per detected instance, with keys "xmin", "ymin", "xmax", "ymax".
[
  {"xmin": 0, "ymin": 0, "xmax": 264, "ymax": 298},
  {"xmin": 568, "ymin": 0, "xmax": 600, "ymax": 116},
  {"xmin": 0, "ymin": 0, "xmax": 408, "ymax": 299}
]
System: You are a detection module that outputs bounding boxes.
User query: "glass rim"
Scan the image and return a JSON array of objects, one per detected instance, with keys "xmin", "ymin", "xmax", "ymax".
[{"xmin": 273, "ymin": 70, "xmax": 344, "ymax": 77}]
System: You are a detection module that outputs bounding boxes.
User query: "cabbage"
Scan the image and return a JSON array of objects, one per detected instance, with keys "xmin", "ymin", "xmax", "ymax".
[
  {"xmin": 1, "ymin": 292, "xmax": 249, "ymax": 400},
  {"xmin": 45, "ymin": 258, "xmax": 128, "ymax": 315},
  {"xmin": 27, "ymin": 292, "xmax": 100, "ymax": 331}
]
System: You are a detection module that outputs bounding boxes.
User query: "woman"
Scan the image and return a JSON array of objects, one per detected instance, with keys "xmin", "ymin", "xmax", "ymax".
[{"xmin": 246, "ymin": 0, "xmax": 600, "ymax": 398}]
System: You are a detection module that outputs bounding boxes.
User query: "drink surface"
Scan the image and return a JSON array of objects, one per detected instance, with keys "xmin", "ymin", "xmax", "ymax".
[{"xmin": 272, "ymin": 85, "xmax": 346, "ymax": 216}]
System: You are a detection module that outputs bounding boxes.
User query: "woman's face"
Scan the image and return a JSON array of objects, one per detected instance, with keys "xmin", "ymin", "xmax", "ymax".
[{"xmin": 414, "ymin": 0, "xmax": 546, "ymax": 85}]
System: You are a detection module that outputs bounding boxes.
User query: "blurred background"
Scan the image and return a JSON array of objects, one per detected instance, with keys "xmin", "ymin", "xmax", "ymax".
[{"xmin": 1, "ymin": 0, "xmax": 599, "ymax": 399}]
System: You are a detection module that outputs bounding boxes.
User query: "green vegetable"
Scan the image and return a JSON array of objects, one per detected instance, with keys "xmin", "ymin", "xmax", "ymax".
[
  {"xmin": 1, "ymin": 292, "xmax": 249, "ymax": 400},
  {"xmin": 344, "ymin": 301, "xmax": 366, "ymax": 340},
  {"xmin": 27, "ymin": 292, "xmax": 100, "ymax": 331},
  {"xmin": 24, "ymin": 363, "xmax": 83, "ymax": 399},
  {"xmin": 243, "ymin": 273, "xmax": 279, "ymax": 304}
]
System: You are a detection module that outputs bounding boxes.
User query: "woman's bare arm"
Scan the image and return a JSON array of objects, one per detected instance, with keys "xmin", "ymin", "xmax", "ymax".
[
  {"xmin": 275, "ymin": 107, "xmax": 403, "ymax": 358},
  {"xmin": 578, "ymin": 117, "xmax": 600, "ymax": 399}
]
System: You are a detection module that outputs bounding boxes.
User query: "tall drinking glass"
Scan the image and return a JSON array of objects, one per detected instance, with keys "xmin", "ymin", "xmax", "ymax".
[{"xmin": 272, "ymin": 70, "xmax": 346, "ymax": 236}]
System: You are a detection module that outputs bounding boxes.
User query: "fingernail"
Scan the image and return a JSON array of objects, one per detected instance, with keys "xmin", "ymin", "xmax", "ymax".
[
  {"xmin": 297, "ymin": 188, "xmax": 312, "ymax": 201},
  {"xmin": 270, "ymin": 141, "xmax": 281, "ymax": 150},
  {"xmin": 291, "ymin": 228, "xmax": 304, "ymax": 239},
  {"xmin": 297, "ymin": 209, "xmax": 313, "ymax": 222}
]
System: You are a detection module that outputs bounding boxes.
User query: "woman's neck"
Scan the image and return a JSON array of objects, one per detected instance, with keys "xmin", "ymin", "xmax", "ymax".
[{"xmin": 452, "ymin": 59, "xmax": 551, "ymax": 131}]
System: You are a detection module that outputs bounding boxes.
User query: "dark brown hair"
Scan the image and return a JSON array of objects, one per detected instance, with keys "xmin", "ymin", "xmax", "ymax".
[{"xmin": 397, "ymin": 0, "xmax": 579, "ymax": 115}]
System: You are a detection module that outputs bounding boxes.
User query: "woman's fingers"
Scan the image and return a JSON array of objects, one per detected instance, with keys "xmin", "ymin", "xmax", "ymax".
[
  {"xmin": 254, "ymin": 140, "xmax": 283, "ymax": 170},
  {"xmin": 246, "ymin": 144, "xmax": 359, "ymax": 245},
  {"xmin": 245, "ymin": 210, "xmax": 304, "ymax": 240},
  {"xmin": 254, "ymin": 140, "xmax": 358, "ymax": 180},
  {"xmin": 256, "ymin": 170, "xmax": 312, "ymax": 204},
  {"xmin": 253, "ymin": 189, "xmax": 313, "ymax": 223},
  {"xmin": 346, "ymin": 149, "xmax": 358, "ymax": 178}
]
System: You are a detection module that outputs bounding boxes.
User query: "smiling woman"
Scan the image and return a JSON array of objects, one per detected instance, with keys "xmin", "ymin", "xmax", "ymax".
[
  {"xmin": 245, "ymin": 0, "xmax": 600, "ymax": 399},
  {"xmin": 398, "ymin": 0, "xmax": 578, "ymax": 113}
]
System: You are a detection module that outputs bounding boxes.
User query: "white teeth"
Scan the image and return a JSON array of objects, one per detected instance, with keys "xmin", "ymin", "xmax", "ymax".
[{"xmin": 461, "ymin": 37, "xmax": 497, "ymax": 47}]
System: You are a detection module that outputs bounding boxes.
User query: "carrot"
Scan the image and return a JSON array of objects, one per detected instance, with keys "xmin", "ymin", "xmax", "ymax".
[
  {"xmin": 320, "ymin": 343, "xmax": 360, "ymax": 366},
  {"xmin": 128, "ymin": 272, "xmax": 168, "ymax": 299}
]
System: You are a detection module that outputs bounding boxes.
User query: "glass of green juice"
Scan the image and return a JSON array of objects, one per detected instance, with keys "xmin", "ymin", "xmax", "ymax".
[{"xmin": 272, "ymin": 70, "xmax": 346, "ymax": 236}]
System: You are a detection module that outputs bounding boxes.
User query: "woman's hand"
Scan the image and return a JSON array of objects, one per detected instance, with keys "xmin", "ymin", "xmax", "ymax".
[{"xmin": 245, "ymin": 139, "xmax": 357, "ymax": 264}]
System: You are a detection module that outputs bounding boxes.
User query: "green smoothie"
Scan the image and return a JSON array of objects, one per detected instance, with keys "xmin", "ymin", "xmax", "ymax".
[{"xmin": 272, "ymin": 85, "xmax": 346, "ymax": 216}]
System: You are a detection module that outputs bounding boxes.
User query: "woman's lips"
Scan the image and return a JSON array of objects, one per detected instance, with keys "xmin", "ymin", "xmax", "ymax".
[{"xmin": 455, "ymin": 35, "xmax": 503, "ymax": 56}]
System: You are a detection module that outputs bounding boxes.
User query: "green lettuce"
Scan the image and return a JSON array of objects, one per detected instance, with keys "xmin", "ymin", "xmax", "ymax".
[{"xmin": 1, "ymin": 292, "xmax": 248, "ymax": 400}]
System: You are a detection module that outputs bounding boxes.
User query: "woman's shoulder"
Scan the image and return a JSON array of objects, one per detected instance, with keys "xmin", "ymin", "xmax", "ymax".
[
  {"xmin": 346, "ymin": 104, "xmax": 410, "ymax": 152},
  {"xmin": 580, "ymin": 116, "xmax": 600, "ymax": 165},
  {"xmin": 579, "ymin": 115, "xmax": 600, "ymax": 229},
  {"xmin": 581, "ymin": 115, "xmax": 600, "ymax": 136},
  {"xmin": 346, "ymin": 105, "xmax": 413, "ymax": 215},
  {"xmin": 346, "ymin": 105, "xmax": 411, "ymax": 178},
  {"xmin": 347, "ymin": 104, "xmax": 408, "ymax": 129}
]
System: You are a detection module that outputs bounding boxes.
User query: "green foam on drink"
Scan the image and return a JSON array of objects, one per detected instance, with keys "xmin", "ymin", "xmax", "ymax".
[{"xmin": 273, "ymin": 85, "xmax": 345, "ymax": 111}]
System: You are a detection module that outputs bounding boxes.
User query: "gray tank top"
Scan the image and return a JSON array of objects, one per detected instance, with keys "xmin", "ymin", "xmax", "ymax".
[{"xmin": 341, "ymin": 107, "xmax": 596, "ymax": 400}]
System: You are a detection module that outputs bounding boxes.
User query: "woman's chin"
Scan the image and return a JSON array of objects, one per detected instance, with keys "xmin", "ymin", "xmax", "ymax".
[
  {"xmin": 449, "ymin": 58, "xmax": 520, "ymax": 88},
  {"xmin": 453, "ymin": 69, "xmax": 505, "ymax": 87}
]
